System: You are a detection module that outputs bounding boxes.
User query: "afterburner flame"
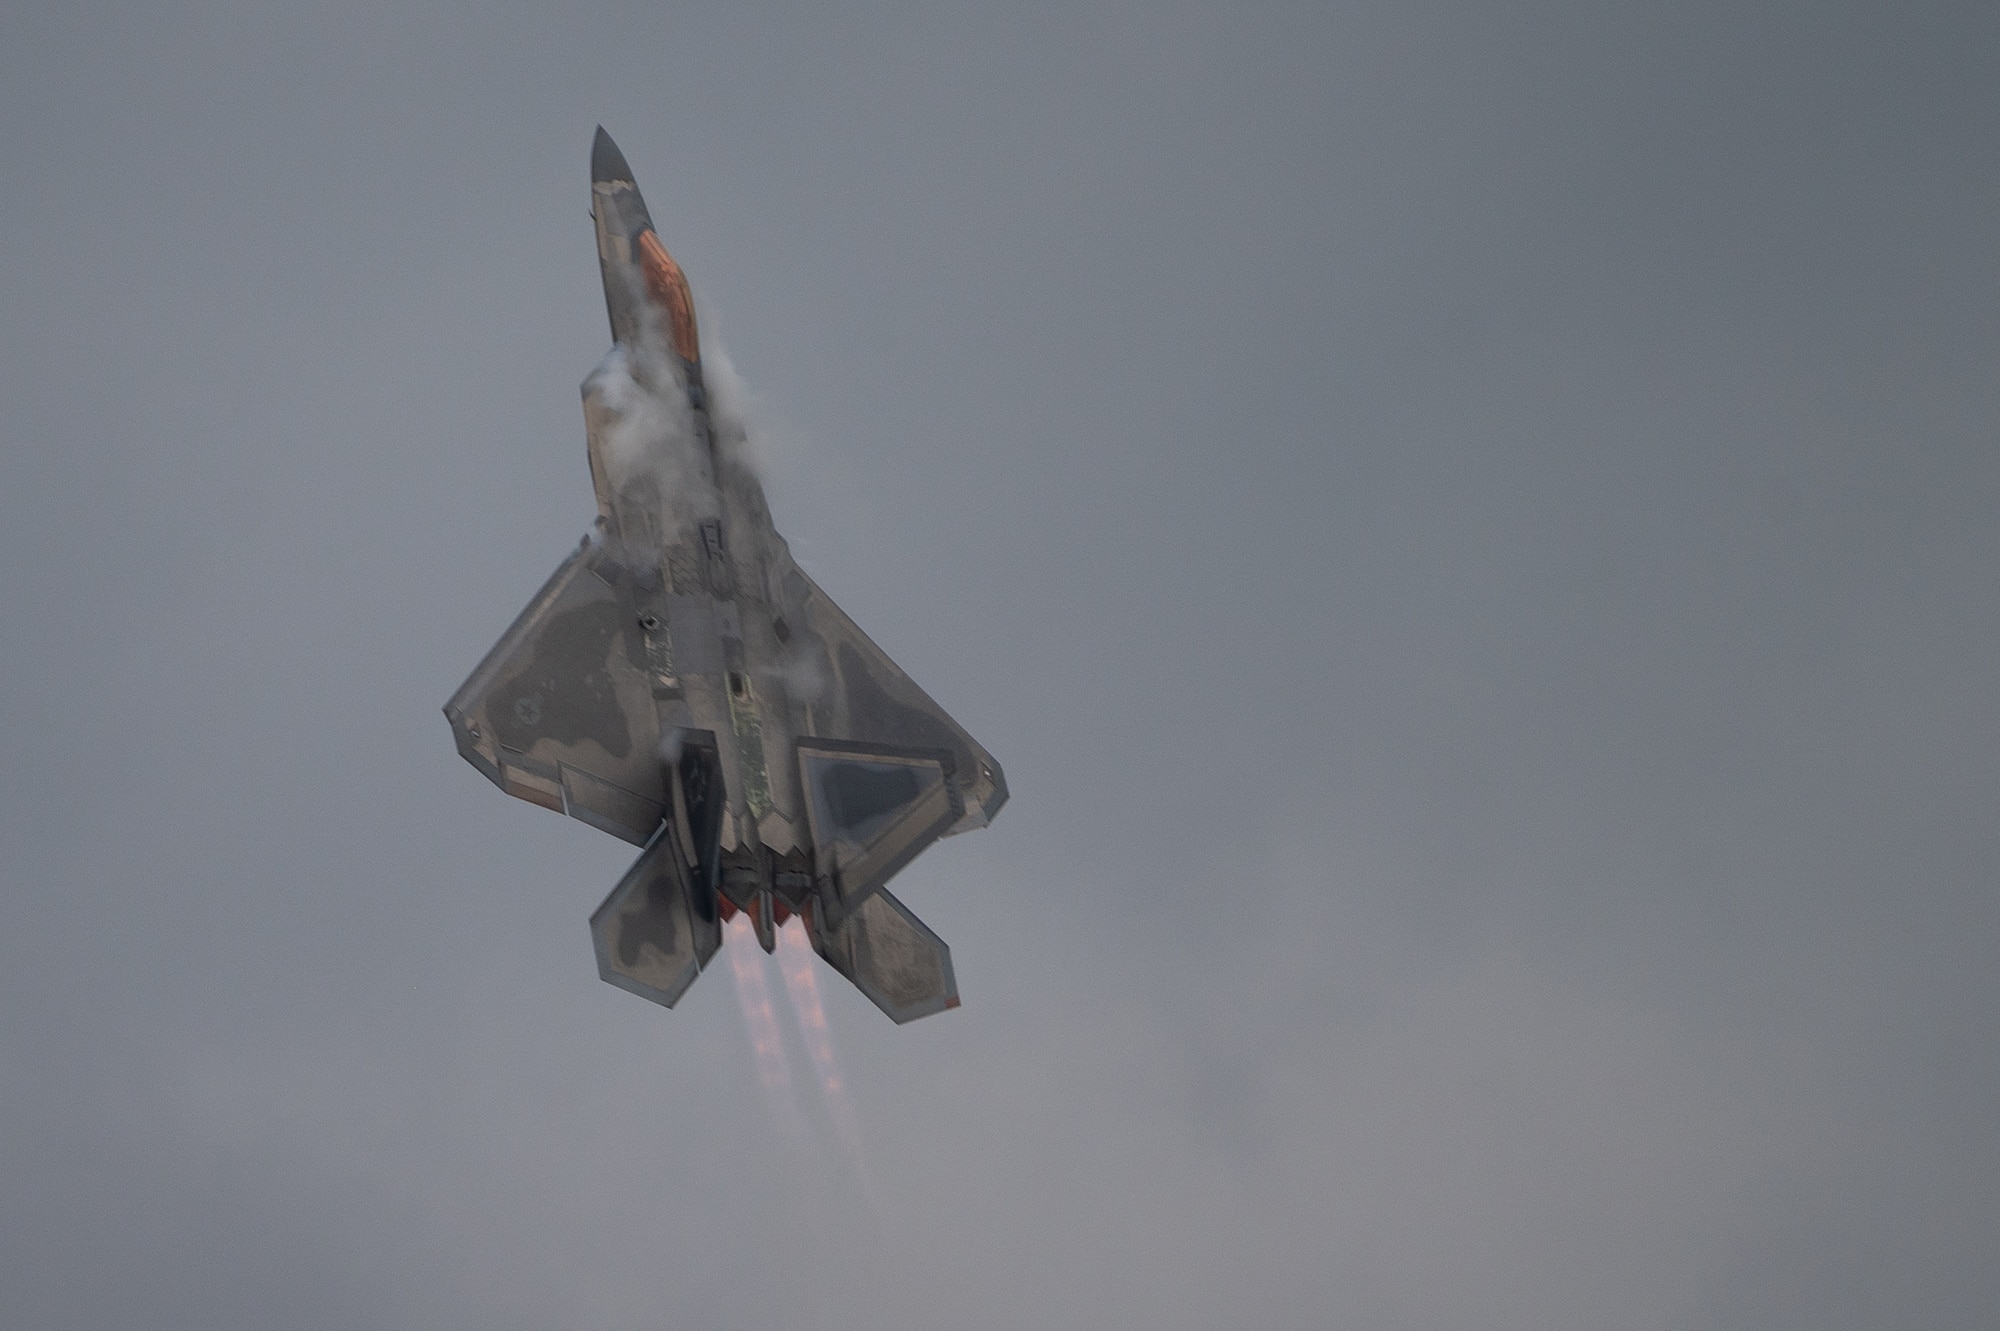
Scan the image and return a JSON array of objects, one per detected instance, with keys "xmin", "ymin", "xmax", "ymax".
[
  {"xmin": 777, "ymin": 919, "xmax": 866, "ymax": 1159},
  {"xmin": 726, "ymin": 913, "xmax": 805, "ymax": 1142}
]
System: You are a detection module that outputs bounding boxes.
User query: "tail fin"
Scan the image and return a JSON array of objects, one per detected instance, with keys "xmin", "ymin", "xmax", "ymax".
[
  {"xmin": 590, "ymin": 819, "xmax": 721, "ymax": 1009},
  {"xmin": 797, "ymin": 740, "xmax": 960, "ymax": 915}
]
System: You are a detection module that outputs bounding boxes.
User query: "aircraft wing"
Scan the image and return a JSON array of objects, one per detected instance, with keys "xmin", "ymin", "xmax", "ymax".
[
  {"xmin": 778, "ymin": 567, "xmax": 1005, "ymax": 1021},
  {"xmin": 786, "ymin": 564, "xmax": 1008, "ymax": 833},
  {"xmin": 444, "ymin": 540, "xmax": 668, "ymax": 845}
]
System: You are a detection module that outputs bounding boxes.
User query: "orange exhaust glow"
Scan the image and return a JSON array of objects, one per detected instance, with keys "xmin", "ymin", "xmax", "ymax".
[
  {"xmin": 636, "ymin": 229, "xmax": 701, "ymax": 364},
  {"xmin": 725, "ymin": 913, "xmax": 805, "ymax": 1141},
  {"xmin": 777, "ymin": 919, "xmax": 865, "ymax": 1150}
]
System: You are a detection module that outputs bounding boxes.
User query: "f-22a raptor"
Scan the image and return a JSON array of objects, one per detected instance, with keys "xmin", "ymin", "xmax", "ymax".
[{"xmin": 445, "ymin": 129, "xmax": 1006, "ymax": 1023}]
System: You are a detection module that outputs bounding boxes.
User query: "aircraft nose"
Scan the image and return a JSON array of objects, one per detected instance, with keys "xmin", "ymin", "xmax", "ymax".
[{"xmin": 591, "ymin": 125, "xmax": 635, "ymax": 184}]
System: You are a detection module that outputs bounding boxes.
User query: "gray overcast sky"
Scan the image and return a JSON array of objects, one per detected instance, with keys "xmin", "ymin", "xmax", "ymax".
[{"xmin": 2, "ymin": 3, "xmax": 1996, "ymax": 1328}]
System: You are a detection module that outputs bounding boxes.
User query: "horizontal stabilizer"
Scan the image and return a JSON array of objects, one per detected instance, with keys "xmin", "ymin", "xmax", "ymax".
[
  {"xmin": 813, "ymin": 888, "xmax": 958, "ymax": 1024},
  {"xmin": 590, "ymin": 821, "xmax": 720, "ymax": 1008}
]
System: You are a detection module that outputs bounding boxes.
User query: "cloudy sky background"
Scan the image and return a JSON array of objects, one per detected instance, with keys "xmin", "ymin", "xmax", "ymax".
[{"xmin": 2, "ymin": 3, "xmax": 1996, "ymax": 1327}]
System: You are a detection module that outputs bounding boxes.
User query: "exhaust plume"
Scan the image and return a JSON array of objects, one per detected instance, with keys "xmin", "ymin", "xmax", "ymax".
[
  {"xmin": 725, "ymin": 913, "xmax": 806, "ymax": 1144},
  {"xmin": 776, "ymin": 918, "xmax": 879, "ymax": 1204}
]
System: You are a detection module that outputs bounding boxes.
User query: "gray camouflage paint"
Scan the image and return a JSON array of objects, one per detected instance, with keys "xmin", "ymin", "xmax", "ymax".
[{"xmin": 444, "ymin": 129, "xmax": 1004, "ymax": 1022}]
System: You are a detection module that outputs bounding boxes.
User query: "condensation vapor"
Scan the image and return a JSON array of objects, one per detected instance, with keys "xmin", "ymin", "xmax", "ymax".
[
  {"xmin": 700, "ymin": 346, "xmax": 768, "ymax": 483},
  {"xmin": 581, "ymin": 340, "xmax": 720, "ymax": 556},
  {"xmin": 724, "ymin": 914, "xmax": 807, "ymax": 1144}
]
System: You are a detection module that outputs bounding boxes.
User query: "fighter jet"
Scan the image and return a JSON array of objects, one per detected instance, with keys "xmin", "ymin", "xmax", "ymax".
[{"xmin": 444, "ymin": 128, "xmax": 1006, "ymax": 1023}]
